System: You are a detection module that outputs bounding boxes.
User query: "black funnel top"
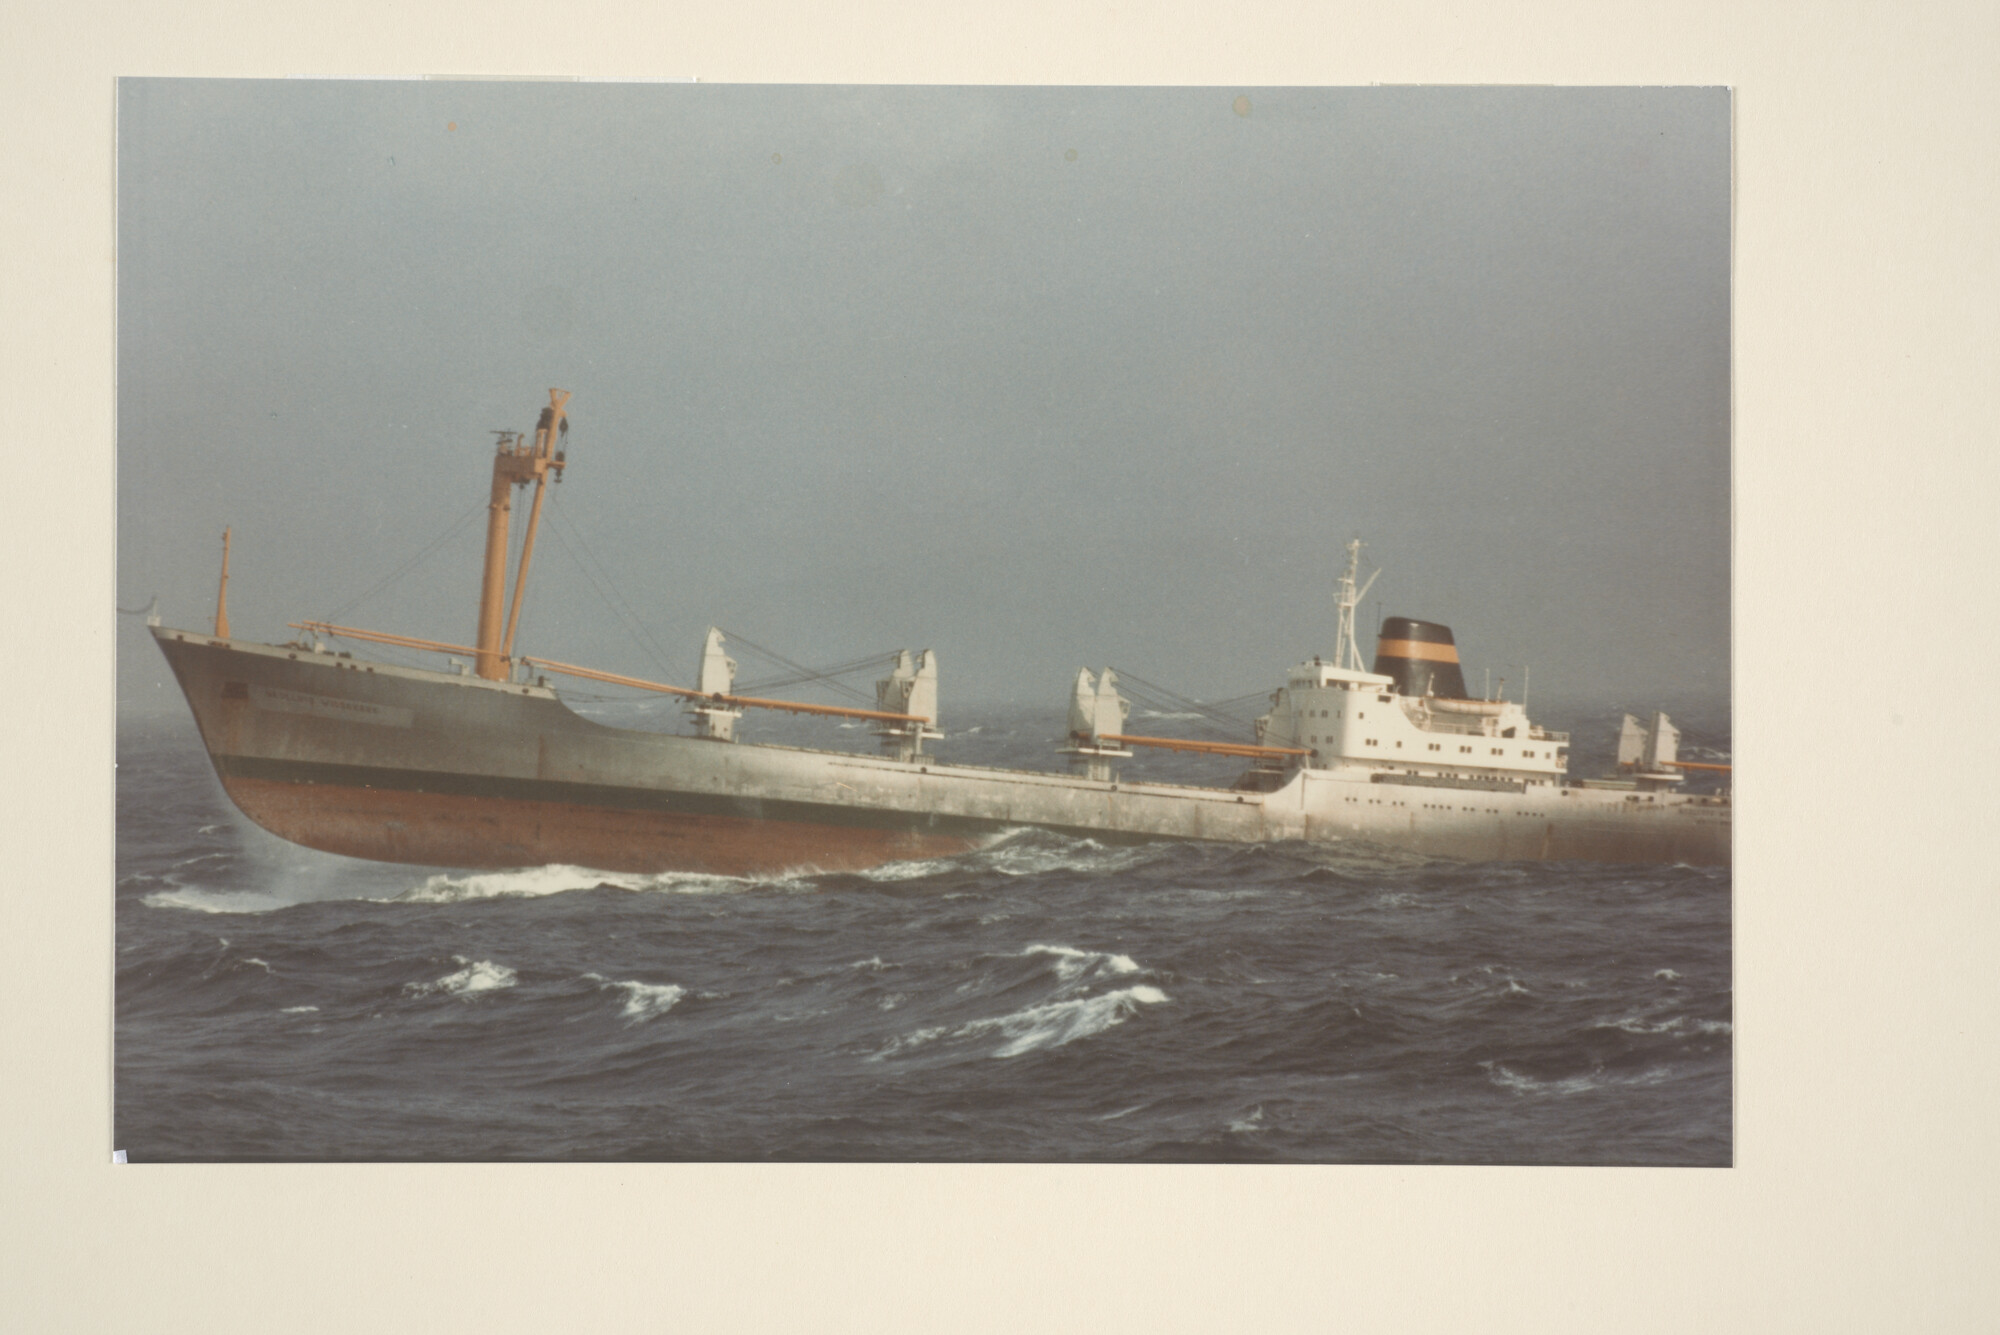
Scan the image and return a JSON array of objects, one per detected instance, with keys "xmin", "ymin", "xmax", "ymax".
[{"xmin": 1371, "ymin": 616, "xmax": 1470, "ymax": 699}]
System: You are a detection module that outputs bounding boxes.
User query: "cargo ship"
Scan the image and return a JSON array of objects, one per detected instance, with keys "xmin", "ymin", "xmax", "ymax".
[{"xmin": 148, "ymin": 390, "xmax": 1731, "ymax": 874}]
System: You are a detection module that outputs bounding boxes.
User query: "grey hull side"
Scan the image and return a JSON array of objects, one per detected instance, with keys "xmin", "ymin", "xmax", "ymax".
[{"xmin": 151, "ymin": 626, "xmax": 1730, "ymax": 871}]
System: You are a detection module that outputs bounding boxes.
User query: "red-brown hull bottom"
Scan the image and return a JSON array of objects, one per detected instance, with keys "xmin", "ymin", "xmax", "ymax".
[{"xmin": 221, "ymin": 776, "xmax": 982, "ymax": 877}]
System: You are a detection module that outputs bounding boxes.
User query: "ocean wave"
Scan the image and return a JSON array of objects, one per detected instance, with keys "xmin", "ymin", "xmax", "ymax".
[
  {"xmin": 978, "ymin": 984, "xmax": 1169, "ymax": 1057},
  {"xmin": 1229, "ymin": 1105, "xmax": 1266, "ymax": 1134},
  {"xmin": 141, "ymin": 886, "xmax": 294, "ymax": 915},
  {"xmin": 405, "ymin": 956, "xmax": 517, "ymax": 998},
  {"xmin": 388, "ymin": 864, "xmax": 759, "ymax": 903},
  {"xmin": 351, "ymin": 829, "xmax": 1172, "ymax": 903},
  {"xmin": 1482, "ymin": 1062, "xmax": 1674, "ymax": 1096},
  {"xmin": 847, "ymin": 858, "xmax": 959, "ymax": 883},
  {"xmin": 1022, "ymin": 943, "xmax": 1141, "ymax": 982},
  {"xmin": 815, "ymin": 829, "xmax": 1165, "ymax": 885},
  {"xmin": 584, "ymin": 973, "xmax": 685, "ymax": 1023},
  {"xmin": 971, "ymin": 831, "xmax": 1164, "ymax": 879},
  {"xmin": 1595, "ymin": 1014, "xmax": 1732, "ymax": 1037},
  {"xmin": 280, "ymin": 1005, "xmax": 319, "ymax": 1014},
  {"xmin": 880, "ymin": 983, "xmax": 1168, "ymax": 1060}
]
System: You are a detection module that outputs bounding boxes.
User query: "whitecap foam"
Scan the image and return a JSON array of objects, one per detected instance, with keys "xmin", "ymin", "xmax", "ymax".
[
  {"xmin": 1022, "ymin": 943, "xmax": 1142, "ymax": 982},
  {"xmin": 926, "ymin": 984, "xmax": 1168, "ymax": 1059},
  {"xmin": 388, "ymin": 864, "xmax": 756, "ymax": 903},
  {"xmin": 142, "ymin": 887, "xmax": 293, "ymax": 915},
  {"xmin": 879, "ymin": 1023, "xmax": 953, "ymax": 1055},
  {"xmin": 583, "ymin": 973, "xmax": 685, "ymax": 1023},
  {"xmin": 280, "ymin": 1005, "xmax": 319, "ymax": 1014},
  {"xmin": 406, "ymin": 957, "xmax": 518, "ymax": 998},
  {"xmin": 850, "ymin": 858, "xmax": 957, "ymax": 883},
  {"xmin": 1229, "ymin": 1106, "xmax": 1266, "ymax": 1133},
  {"xmin": 1483, "ymin": 1062, "xmax": 1674, "ymax": 1096},
  {"xmin": 1597, "ymin": 1014, "xmax": 1732, "ymax": 1037},
  {"xmin": 980, "ymin": 985, "xmax": 1168, "ymax": 1057},
  {"xmin": 873, "ymin": 982, "xmax": 1169, "ymax": 1061},
  {"xmin": 1654, "ymin": 968, "xmax": 1684, "ymax": 980},
  {"xmin": 969, "ymin": 830, "xmax": 1163, "ymax": 879}
]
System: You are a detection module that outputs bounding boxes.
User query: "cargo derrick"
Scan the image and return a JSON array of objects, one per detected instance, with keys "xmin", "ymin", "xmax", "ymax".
[{"xmin": 475, "ymin": 389, "xmax": 568, "ymax": 681}]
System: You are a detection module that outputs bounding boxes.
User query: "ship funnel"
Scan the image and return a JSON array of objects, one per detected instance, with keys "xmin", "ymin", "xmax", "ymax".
[{"xmin": 1371, "ymin": 616, "xmax": 1470, "ymax": 700}]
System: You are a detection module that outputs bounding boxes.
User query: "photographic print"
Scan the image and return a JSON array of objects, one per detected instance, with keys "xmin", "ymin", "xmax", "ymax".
[{"xmin": 116, "ymin": 81, "xmax": 1730, "ymax": 1162}]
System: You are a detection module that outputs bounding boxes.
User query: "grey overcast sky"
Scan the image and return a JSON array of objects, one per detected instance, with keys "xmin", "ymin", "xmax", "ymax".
[{"xmin": 117, "ymin": 82, "xmax": 1728, "ymax": 713}]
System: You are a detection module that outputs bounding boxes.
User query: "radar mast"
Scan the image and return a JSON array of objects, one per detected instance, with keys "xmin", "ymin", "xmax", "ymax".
[{"xmin": 1333, "ymin": 537, "xmax": 1379, "ymax": 672}]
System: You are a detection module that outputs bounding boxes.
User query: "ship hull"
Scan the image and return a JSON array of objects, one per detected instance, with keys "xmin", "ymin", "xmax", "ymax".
[
  {"xmin": 213, "ymin": 768, "xmax": 982, "ymax": 875},
  {"xmin": 152, "ymin": 627, "xmax": 1730, "ymax": 873}
]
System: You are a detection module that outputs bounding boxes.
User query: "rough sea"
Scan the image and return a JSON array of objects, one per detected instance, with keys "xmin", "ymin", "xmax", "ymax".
[{"xmin": 115, "ymin": 699, "xmax": 1731, "ymax": 1164}]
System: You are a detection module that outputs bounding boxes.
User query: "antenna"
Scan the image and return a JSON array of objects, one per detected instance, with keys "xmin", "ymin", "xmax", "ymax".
[{"xmin": 1332, "ymin": 538, "xmax": 1380, "ymax": 672}]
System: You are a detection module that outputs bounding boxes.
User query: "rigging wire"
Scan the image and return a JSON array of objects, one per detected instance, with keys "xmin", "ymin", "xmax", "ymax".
[
  {"xmin": 542, "ymin": 511, "xmax": 683, "ymax": 682},
  {"xmin": 732, "ymin": 650, "xmax": 895, "ymax": 696},
  {"xmin": 321, "ymin": 499, "xmax": 485, "ymax": 625},
  {"xmin": 547, "ymin": 508, "xmax": 684, "ymax": 681},
  {"xmin": 719, "ymin": 628, "xmax": 878, "ymax": 704},
  {"xmin": 1107, "ymin": 667, "xmax": 1266, "ymax": 742}
]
